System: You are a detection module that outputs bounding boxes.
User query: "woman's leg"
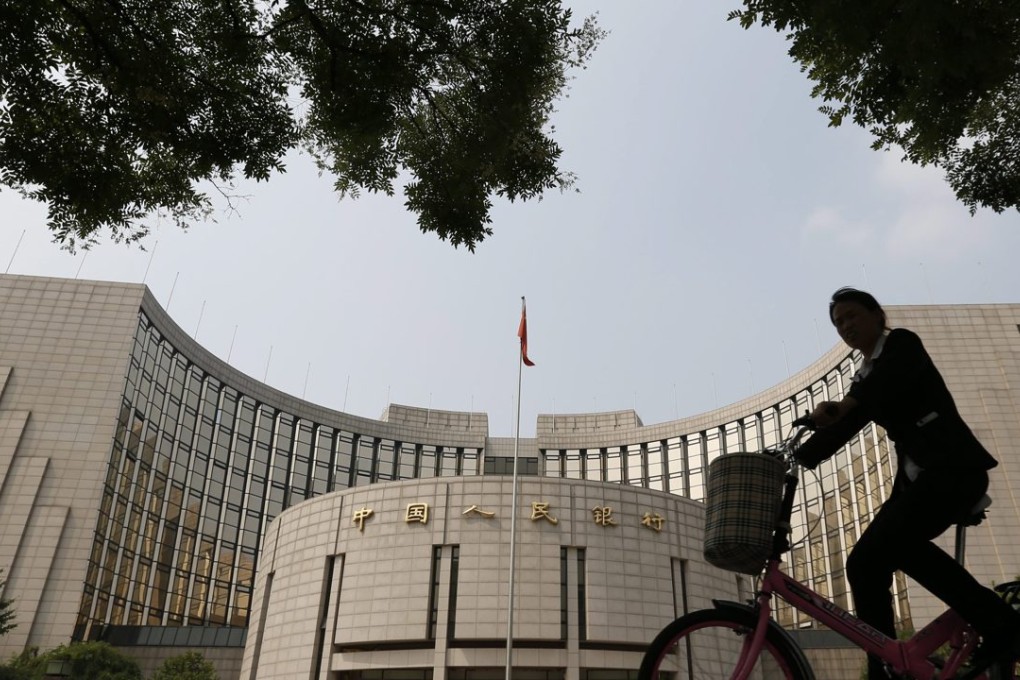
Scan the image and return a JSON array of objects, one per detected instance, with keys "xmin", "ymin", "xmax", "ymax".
[
  {"xmin": 847, "ymin": 502, "xmax": 901, "ymax": 679},
  {"xmin": 846, "ymin": 468, "xmax": 993, "ymax": 678},
  {"xmin": 894, "ymin": 470, "xmax": 1020, "ymax": 641}
]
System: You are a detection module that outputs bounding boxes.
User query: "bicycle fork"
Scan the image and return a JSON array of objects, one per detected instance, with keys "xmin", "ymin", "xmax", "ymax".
[{"xmin": 730, "ymin": 592, "xmax": 775, "ymax": 680}]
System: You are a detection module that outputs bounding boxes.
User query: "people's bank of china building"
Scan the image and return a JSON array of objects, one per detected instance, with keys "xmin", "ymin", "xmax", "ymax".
[{"xmin": 1, "ymin": 273, "xmax": 1019, "ymax": 680}]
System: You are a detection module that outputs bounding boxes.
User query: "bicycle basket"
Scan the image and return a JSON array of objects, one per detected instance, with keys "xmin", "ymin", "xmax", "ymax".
[{"xmin": 703, "ymin": 452, "xmax": 786, "ymax": 575}]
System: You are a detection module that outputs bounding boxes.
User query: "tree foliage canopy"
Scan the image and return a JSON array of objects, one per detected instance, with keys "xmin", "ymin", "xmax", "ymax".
[
  {"xmin": 2, "ymin": 642, "xmax": 141, "ymax": 680},
  {"xmin": 0, "ymin": 0, "xmax": 603, "ymax": 250},
  {"xmin": 151, "ymin": 651, "xmax": 218, "ymax": 680},
  {"xmin": 731, "ymin": 1, "xmax": 1020, "ymax": 215},
  {"xmin": 0, "ymin": 569, "xmax": 14, "ymax": 638}
]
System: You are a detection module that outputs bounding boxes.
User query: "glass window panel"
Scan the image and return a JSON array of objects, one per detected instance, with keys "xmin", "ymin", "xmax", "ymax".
[
  {"xmin": 291, "ymin": 452, "xmax": 310, "ymax": 498},
  {"xmin": 704, "ymin": 429, "xmax": 722, "ymax": 466},
  {"xmin": 420, "ymin": 445, "xmax": 438, "ymax": 479},
  {"xmin": 202, "ymin": 500, "xmax": 221, "ymax": 537},
  {"xmin": 743, "ymin": 415, "xmax": 761, "ymax": 452},
  {"xmin": 377, "ymin": 440, "xmax": 396, "ymax": 480},
  {"xmin": 219, "ymin": 386, "xmax": 237, "ymax": 423},
  {"xmin": 248, "ymin": 478, "xmax": 265, "ymax": 503},
  {"xmin": 221, "ymin": 522, "xmax": 238, "ymax": 546},
  {"xmin": 236, "ymin": 396, "xmax": 256, "ymax": 437},
  {"xmin": 232, "ymin": 590, "xmax": 250, "ymax": 627},
  {"xmin": 648, "ymin": 441, "xmax": 664, "ymax": 477},
  {"xmin": 254, "ymin": 406, "xmax": 274, "ymax": 446},
  {"xmin": 311, "ymin": 461, "xmax": 329, "ymax": 496},
  {"xmin": 544, "ymin": 450, "xmax": 563, "ymax": 478},
  {"xmin": 723, "ymin": 422, "xmax": 742, "ymax": 453},
  {"xmin": 295, "ymin": 419, "xmax": 313, "ymax": 452},
  {"xmin": 664, "ymin": 437, "xmax": 684, "ymax": 495},
  {"xmin": 334, "ymin": 432, "xmax": 355, "ymax": 488},
  {"xmin": 397, "ymin": 443, "xmax": 416, "ymax": 479},
  {"xmin": 645, "ymin": 441, "xmax": 664, "ymax": 491},
  {"xmin": 208, "ymin": 463, "xmax": 226, "ymax": 498},
  {"xmin": 274, "ymin": 413, "xmax": 294, "ymax": 451},
  {"xmin": 210, "ymin": 583, "xmax": 229, "ymax": 624},
  {"xmin": 461, "ymin": 448, "xmax": 480, "ymax": 476},
  {"xmin": 354, "ymin": 436, "xmax": 376, "ymax": 484},
  {"xmin": 687, "ymin": 435, "xmax": 705, "ymax": 501},
  {"xmin": 311, "ymin": 427, "xmax": 333, "ymax": 494},
  {"xmin": 115, "ymin": 400, "xmax": 132, "ymax": 449},
  {"xmin": 606, "ymin": 448, "xmax": 622, "ymax": 483},
  {"xmin": 440, "ymin": 448, "xmax": 458, "ymax": 477},
  {"xmin": 185, "ymin": 366, "xmax": 203, "ymax": 408},
  {"xmin": 191, "ymin": 455, "xmax": 208, "ymax": 479},
  {"xmin": 564, "ymin": 450, "xmax": 581, "ymax": 480},
  {"xmin": 139, "ymin": 424, "xmax": 157, "ymax": 467},
  {"xmin": 272, "ymin": 415, "xmax": 293, "ymax": 486},
  {"xmin": 585, "ymin": 450, "xmax": 603, "ymax": 482},
  {"xmin": 626, "ymin": 445, "xmax": 644, "ymax": 486}
]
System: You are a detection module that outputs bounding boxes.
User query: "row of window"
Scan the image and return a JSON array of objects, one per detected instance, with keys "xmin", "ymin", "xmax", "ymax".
[{"xmin": 79, "ymin": 315, "xmax": 483, "ymax": 638}]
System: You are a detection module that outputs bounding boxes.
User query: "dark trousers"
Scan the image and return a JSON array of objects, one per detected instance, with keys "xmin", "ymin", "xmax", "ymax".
[{"xmin": 847, "ymin": 467, "xmax": 1017, "ymax": 679}]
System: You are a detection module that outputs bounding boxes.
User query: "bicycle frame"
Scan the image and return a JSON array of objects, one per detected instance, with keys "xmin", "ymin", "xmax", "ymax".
[
  {"xmin": 734, "ymin": 423, "xmax": 986, "ymax": 680},
  {"xmin": 743, "ymin": 560, "xmax": 980, "ymax": 680}
]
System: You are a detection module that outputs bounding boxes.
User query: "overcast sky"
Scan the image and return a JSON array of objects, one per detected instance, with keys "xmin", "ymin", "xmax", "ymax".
[{"xmin": 3, "ymin": 1, "xmax": 1019, "ymax": 437}]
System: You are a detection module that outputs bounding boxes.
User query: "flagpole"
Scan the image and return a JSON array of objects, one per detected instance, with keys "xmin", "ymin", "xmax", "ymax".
[{"xmin": 506, "ymin": 297, "xmax": 526, "ymax": 680}]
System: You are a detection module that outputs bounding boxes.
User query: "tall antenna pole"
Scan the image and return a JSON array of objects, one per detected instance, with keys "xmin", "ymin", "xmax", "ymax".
[{"xmin": 5, "ymin": 229, "xmax": 26, "ymax": 274}]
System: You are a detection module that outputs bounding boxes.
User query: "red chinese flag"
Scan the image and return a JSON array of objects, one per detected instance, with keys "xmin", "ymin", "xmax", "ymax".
[{"xmin": 518, "ymin": 300, "xmax": 535, "ymax": 366}]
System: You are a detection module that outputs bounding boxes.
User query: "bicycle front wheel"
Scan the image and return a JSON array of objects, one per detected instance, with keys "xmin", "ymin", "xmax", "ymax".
[{"xmin": 638, "ymin": 607, "xmax": 812, "ymax": 680}]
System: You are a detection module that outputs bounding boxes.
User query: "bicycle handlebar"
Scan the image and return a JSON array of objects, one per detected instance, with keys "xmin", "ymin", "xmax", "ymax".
[
  {"xmin": 762, "ymin": 412, "xmax": 817, "ymax": 462},
  {"xmin": 790, "ymin": 414, "xmax": 816, "ymax": 430}
]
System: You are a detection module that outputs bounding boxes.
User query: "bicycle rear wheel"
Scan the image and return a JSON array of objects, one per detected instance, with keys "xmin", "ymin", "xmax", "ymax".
[{"xmin": 638, "ymin": 607, "xmax": 812, "ymax": 680}]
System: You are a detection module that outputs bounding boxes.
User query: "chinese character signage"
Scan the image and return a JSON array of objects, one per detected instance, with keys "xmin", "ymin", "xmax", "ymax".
[
  {"xmin": 592, "ymin": 506, "xmax": 618, "ymax": 527},
  {"xmin": 352, "ymin": 507, "xmax": 374, "ymax": 532},
  {"xmin": 347, "ymin": 500, "xmax": 665, "ymax": 534},
  {"xmin": 530, "ymin": 502, "xmax": 559, "ymax": 525},
  {"xmin": 463, "ymin": 505, "xmax": 496, "ymax": 518},
  {"xmin": 405, "ymin": 503, "xmax": 429, "ymax": 524},
  {"xmin": 641, "ymin": 512, "xmax": 665, "ymax": 532}
]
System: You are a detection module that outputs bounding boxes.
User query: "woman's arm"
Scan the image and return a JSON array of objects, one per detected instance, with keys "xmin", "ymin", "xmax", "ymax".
[
  {"xmin": 811, "ymin": 397, "xmax": 858, "ymax": 427},
  {"xmin": 795, "ymin": 406, "xmax": 870, "ymax": 468},
  {"xmin": 812, "ymin": 329, "xmax": 926, "ymax": 427}
]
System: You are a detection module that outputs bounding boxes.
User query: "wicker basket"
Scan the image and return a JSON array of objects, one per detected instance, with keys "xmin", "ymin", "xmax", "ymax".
[{"xmin": 703, "ymin": 452, "xmax": 786, "ymax": 575}]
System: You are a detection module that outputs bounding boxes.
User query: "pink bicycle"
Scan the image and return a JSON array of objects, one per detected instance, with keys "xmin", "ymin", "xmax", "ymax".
[{"xmin": 637, "ymin": 417, "xmax": 1017, "ymax": 680}]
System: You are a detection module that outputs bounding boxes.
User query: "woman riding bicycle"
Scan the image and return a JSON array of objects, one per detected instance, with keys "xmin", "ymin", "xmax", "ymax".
[{"xmin": 796, "ymin": 287, "xmax": 1020, "ymax": 679}]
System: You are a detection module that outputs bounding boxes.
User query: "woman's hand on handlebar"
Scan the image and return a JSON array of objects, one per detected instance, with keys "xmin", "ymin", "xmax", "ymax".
[{"xmin": 810, "ymin": 400, "xmax": 850, "ymax": 427}]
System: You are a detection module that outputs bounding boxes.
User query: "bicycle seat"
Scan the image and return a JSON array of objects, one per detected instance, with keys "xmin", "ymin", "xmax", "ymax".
[{"xmin": 962, "ymin": 494, "xmax": 992, "ymax": 527}]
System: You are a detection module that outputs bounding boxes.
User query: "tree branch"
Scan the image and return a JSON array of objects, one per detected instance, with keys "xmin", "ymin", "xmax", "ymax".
[{"xmin": 54, "ymin": 0, "xmax": 123, "ymax": 69}]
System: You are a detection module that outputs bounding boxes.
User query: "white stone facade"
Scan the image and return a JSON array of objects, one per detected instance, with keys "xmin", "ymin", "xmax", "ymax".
[{"xmin": 242, "ymin": 476, "xmax": 737, "ymax": 680}]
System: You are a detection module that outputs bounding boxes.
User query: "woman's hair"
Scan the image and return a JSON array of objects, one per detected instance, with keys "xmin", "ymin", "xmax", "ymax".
[{"xmin": 829, "ymin": 287, "xmax": 887, "ymax": 326}]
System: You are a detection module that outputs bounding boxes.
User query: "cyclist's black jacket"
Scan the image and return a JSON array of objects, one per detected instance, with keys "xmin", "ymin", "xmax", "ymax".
[{"xmin": 796, "ymin": 328, "xmax": 997, "ymax": 473}]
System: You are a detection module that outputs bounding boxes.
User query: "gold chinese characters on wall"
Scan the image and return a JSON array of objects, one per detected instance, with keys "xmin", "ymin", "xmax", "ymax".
[
  {"xmin": 348, "ymin": 501, "xmax": 666, "ymax": 533},
  {"xmin": 352, "ymin": 507, "xmax": 374, "ymax": 532},
  {"xmin": 405, "ymin": 502, "xmax": 429, "ymax": 524},
  {"xmin": 463, "ymin": 505, "xmax": 496, "ymax": 518}
]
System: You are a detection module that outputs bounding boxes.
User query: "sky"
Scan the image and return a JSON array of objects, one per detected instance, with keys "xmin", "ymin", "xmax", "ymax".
[{"xmin": 2, "ymin": 2, "xmax": 1019, "ymax": 437}]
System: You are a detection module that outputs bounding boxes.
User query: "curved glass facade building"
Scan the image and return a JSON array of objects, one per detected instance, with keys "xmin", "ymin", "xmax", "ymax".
[
  {"xmin": 1, "ymin": 273, "xmax": 1018, "ymax": 679},
  {"xmin": 86, "ymin": 310, "xmax": 484, "ymax": 637}
]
